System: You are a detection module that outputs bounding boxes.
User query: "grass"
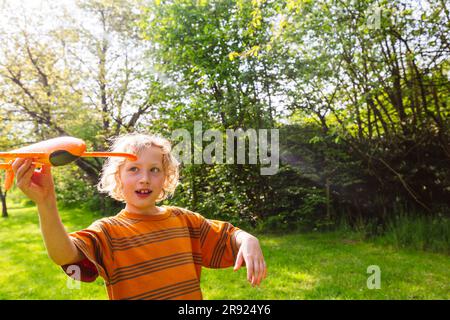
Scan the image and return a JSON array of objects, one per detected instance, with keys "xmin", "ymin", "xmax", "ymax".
[
  {"xmin": 0, "ymin": 205, "xmax": 106, "ymax": 299},
  {"xmin": 0, "ymin": 202, "xmax": 449, "ymax": 300},
  {"xmin": 379, "ymin": 214, "xmax": 450, "ymax": 253},
  {"xmin": 329, "ymin": 212, "xmax": 450, "ymax": 254}
]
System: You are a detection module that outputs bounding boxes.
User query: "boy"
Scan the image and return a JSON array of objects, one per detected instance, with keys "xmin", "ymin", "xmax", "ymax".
[{"xmin": 12, "ymin": 133, "xmax": 267, "ymax": 300}]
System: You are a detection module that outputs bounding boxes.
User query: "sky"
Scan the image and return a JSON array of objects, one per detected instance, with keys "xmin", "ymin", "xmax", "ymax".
[
  {"xmin": 1, "ymin": 0, "xmax": 76, "ymax": 30},
  {"xmin": 0, "ymin": 0, "xmax": 105, "ymax": 39}
]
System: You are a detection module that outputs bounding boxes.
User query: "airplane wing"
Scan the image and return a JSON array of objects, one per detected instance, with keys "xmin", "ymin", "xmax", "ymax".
[
  {"xmin": 0, "ymin": 152, "xmax": 47, "ymax": 159},
  {"xmin": 0, "ymin": 163, "xmax": 11, "ymax": 170},
  {"xmin": 81, "ymin": 152, "xmax": 137, "ymax": 161}
]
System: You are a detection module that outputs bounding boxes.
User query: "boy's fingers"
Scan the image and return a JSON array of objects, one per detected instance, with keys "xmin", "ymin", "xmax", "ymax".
[
  {"xmin": 246, "ymin": 259, "xmax": 254, "ymax": 283},
  {"xmin": 20, "ymin": 163, "xmax": 35, "ymax": 187},
  {"xmin": 40, "ymin": 164, "xmax": 51, "ymax": 175},
  {"xmin": 252, "ymin": 262, "xmax": 260, "ymax": 286},
  {"xmin": 233, "ymin": 250, "xmax": 243, "ymax": 271},
  {"xmin": 15, "ymin": 159, "xmax": 32, "ymax": 182},
  {"xmin": 258, "ymin": 261, "xmax": 264, "ymax": 285},
  {"xmin": 259, "ymin": 260, "xmax": 266, "ymax": 284},
  {"xmin": 255, "ymin": 261, "xmax": 262, "ymax": 286},
  {"xmin": 11, "ymin": 158, "xmax": 25, "ymax": 174},
  {"xmin": 22, "ymin": 164, "xmax": 36, "ymax": 181},
  {"xmin": 233, "ymin": 250, "xmax": 244, "ymax": 271},
  {"xmin": 17, "ymin": 162, "xmax": 35, "ymax": 189}
]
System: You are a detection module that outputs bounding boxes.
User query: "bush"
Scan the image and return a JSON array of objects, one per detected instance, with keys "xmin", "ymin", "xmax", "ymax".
[
  {"xmin": 380, "ymin": 214, "xmax": 450, "ymax": 253},
  {"xmin": 52, "ymin": 165, "xmax": 97, "ymax": 209}
]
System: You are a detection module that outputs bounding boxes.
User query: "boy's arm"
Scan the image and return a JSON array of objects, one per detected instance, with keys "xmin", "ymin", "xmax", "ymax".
[
  {"xmin": 11, "ymin": 159, "xmax": 84, "ymax": 266},
  {"xmin": 37, "ymin": 196, "xmax": 85, "ymax": 266},
  {"xmin": 233, "ymin": 230, "xmax": 267, "ymax": 287}
]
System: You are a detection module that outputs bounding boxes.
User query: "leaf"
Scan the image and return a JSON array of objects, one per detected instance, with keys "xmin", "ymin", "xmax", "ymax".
[{"xmin": 228, "ymin": 51, "xmax": 240, "ymax": 61}]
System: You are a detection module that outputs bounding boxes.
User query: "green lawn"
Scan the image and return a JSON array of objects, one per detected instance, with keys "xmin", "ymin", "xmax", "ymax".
[{"xmin": 0, "ymin": 204, "xmax": 449, "ymax": 300}]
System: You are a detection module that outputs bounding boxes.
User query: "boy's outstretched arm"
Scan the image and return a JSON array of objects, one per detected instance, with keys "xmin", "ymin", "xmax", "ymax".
[
  {"xmin": 12, "ymin": 158, "xmax": 84, "ymax": 266},
  {"xmin": 35, "ymin": 196, "xmax": 85, "ymax": 265},
  {"xmin": 233, "ymin": 231, "xmax": 267, "ymax": 287}
]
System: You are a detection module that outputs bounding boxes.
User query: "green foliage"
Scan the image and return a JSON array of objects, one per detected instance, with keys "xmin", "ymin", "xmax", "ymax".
[
  {"xmin": 278, "ymin": 0, "xmax": 450, "ymax": 216},
  {"xmin": 1, "ymin": 0, "xmax": 449, "ymax": 237},
  {"xmin": 53, "ymin": 165, "xmax": 97, "ymax": 208},
  {"xmin": 258, "ymin": 170, "xmax": 328, "ymax": 232}
]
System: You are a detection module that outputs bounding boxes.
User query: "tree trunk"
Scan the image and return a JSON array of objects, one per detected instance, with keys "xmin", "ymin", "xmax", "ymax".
[
  {"xmin": 325, "ymin": 177, "xmax": 331, "ymax": 221},
  {"xmin": 0, "ymin": 187, "xmax": 8, "ymax": 218}
]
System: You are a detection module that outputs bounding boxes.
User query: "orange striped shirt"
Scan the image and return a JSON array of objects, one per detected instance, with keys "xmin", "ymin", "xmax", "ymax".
[{"xmin": 62, "ymin": 206, "xmax": 242, "ymax": 300}]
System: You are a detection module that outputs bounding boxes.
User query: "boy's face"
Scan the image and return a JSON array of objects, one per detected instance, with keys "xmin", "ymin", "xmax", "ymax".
[{"xmin": 119, "ymin": 146, "xmax": 166, "ymax": 214}]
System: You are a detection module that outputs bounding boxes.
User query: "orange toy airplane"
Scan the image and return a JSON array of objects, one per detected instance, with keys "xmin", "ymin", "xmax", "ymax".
[{"xmin": 0, "ymin": 136, "xmax": 137, "ymax": 191}]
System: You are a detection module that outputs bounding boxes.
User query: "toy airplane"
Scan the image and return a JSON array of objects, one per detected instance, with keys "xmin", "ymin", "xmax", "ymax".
[{"xmin": 0, "ymin": 136, "xmax": 137, "ymax": 191}]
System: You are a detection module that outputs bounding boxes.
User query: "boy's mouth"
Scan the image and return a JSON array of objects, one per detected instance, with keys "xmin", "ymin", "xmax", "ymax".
[{"xmin": 135, "ymin": 189, "xmax": 152, "ymax": 199}]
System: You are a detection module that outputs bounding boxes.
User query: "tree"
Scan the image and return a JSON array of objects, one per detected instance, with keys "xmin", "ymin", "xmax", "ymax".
[
  {"xmin": 279, "ymin": 0, "xmax": 450, "ymax": 216},
  {"xmin": 138, "ymin": 0, "xmax": 287, "ymax": 223},
  {"xmin": 0, "ymin": 0, "xmax": 171, "ymax": 210}
]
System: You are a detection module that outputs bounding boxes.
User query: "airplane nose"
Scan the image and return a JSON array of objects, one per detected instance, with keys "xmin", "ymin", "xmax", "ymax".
[
  {"xmin": 47, "ymin": 137, "xmax": 87, "ymax": 166},
  {"xmin": 57, "ymin": 137, "xmax": 86, "ymax": 157}
]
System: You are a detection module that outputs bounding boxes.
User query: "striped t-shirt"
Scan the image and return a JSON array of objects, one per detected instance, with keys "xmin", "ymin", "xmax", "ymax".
[{"xmin": 61, "ymin": 206, "xmax": 242, "ymax": 300}]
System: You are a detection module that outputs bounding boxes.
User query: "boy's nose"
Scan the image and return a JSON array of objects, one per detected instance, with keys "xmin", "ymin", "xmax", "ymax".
[{"xmin": 138, "ymin": 172, "xmax": 151, "ymax": 184}]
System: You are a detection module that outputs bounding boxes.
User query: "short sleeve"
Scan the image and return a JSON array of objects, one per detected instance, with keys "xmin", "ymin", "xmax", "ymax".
[
  {"xmin": 197, "ymin": 215, "xmax": 242, "ymax": 268},
  {"xmin": 61, "ymin": 219, "xmax": 112, "ymax": 282}
]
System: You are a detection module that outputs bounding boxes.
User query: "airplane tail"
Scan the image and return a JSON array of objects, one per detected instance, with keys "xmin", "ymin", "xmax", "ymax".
[
  {"xmin": 0, "ymin": 164, "xmax": 14, "ymax": 191},
  {"xmin": 0, "ymin": 161, "xmax": 45, "ymax": 191},
  {"xmin": 4, "ymin": 169, "xmax": 14, "ymax": 191},
  {"xmin": 0, "ymin": 163, "xmax": 11, "ymax": 170}
]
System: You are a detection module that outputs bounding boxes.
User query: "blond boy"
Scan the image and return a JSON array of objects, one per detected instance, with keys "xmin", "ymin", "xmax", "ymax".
[{"xmin": 12, "ymin": 133, "xmax": 267, "ymax": 300}]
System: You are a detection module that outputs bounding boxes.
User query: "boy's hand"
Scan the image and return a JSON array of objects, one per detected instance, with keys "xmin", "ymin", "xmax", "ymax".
[
  {"xmin": 12, "ymin": 158, "xmax": 56, "ymax": 205},
  {"xmin": 233, "ymin": 234, "xmax": 267, "ymax": 287}
]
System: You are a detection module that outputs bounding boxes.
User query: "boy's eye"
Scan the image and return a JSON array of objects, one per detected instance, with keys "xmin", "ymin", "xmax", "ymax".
[{"xmin": 127, "ymin": 166, "xmax": 160, "ymax": 173}]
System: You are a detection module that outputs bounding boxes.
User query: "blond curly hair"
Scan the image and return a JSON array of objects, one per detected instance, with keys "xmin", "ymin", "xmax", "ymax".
[{"xmin": 97, "ymin": 132, "xmax": 180, "ymax": 202}]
